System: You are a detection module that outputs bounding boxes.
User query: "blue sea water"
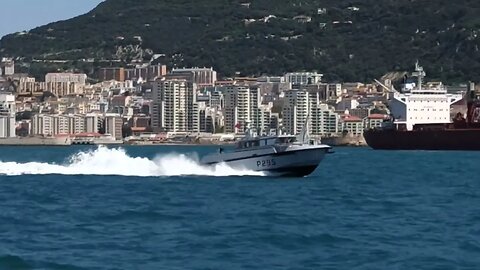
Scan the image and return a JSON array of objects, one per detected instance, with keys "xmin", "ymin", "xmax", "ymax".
[{"xmin": 0, "ymin": 146, "xmax": 479, "ymax": 270}]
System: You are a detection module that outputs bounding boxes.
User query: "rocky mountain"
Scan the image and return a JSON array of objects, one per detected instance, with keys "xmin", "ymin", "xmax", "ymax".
[{"xmin": 1, "ymin": 0, "xmax": 480, "ymax": 82}]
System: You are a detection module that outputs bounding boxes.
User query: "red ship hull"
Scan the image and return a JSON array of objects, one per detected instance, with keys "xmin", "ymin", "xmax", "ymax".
[{"xmin": 364, "ymin": 128, "xmax": 480, "ymax": 150}]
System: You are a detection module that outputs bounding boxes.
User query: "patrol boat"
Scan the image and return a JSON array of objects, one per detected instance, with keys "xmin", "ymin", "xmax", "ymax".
[{"xmin": 201, "ymin": 120, "xmax": 332, "ymax": 177}]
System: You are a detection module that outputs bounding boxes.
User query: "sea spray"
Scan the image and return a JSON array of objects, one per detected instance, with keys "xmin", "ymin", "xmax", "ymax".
[{"xmin": 0, "ymin": 147, "xmax": 263, "ymax": 177}]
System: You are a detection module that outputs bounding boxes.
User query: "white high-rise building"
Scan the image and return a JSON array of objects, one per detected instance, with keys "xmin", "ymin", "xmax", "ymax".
[
  {"xmin": 31, "ymin": 114, "xmax": 55, "ymax": 136},
  {"xmin": 31, "ymin": 114, "xmax": 88, "ymax": 136},
  {"xmin": 223, "ymin": 86, "xmax": 274, "ymax": 134},
  {"xmin": 164, "ymin": 80, "xmax": 187, "ymax": 132},
  {"xmin": 311, "ymin": 104, "xmax": 341, "ymax": 136},
  {"xmin": 224, "ymin": 86, "xmax": 250, "ymax": 133},
  {"xmin": 282, "ymin": 90, "xmax": 309, "ymax": 135},
  {"xmin": 56, "ymin": 115, "xmax": 70, "ymax": 135},
  {"xmin": 252, "ymin": 104, "xmax": 274, "ymax": 135},
  {"xmin": 151, "ymin": 79, "xmax": 197, "ymax": 132},
  {"xmin": 283, "ymin": 89, "xmax": 342, "ymax": 136},
  {"xmin": 0, "ymin": 93, "xmax": 16, "ymax": 138},
  {"xmin": 70, "ymin": 115, "xmax": 86, "ymax": 134}
]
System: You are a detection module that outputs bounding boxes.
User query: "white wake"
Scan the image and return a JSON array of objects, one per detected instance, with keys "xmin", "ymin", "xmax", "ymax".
[{"xmin": 0, "ymin": 147, "xmax": 264, "ymax": 177}]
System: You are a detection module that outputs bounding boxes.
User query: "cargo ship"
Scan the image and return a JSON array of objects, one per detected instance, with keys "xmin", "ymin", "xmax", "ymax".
[{"xmin": 364, "ymin": 63, "xmax": 480, "ymax": 150}]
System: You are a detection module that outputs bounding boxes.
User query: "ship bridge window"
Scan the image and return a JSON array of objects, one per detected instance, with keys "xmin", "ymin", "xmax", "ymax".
[{"xmin": 276, "ymin": 137, "xmax": 296, "ymax": 144}]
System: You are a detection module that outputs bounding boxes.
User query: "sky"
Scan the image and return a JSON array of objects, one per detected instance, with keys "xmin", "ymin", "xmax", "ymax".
[{"xmin": 0, "ymin": 0, "xmax": 104, "ymax": 38}]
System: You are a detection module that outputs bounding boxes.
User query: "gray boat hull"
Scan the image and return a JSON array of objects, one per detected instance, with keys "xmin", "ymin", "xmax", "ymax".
[{"xmin": 203, "ymin": 145, "xmax": 330, "ymax": 177}]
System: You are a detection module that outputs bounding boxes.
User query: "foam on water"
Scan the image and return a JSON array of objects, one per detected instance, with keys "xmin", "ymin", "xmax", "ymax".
[{"xmin": 0, "ymin": 147, "xmax": 264, "ymax": 177}]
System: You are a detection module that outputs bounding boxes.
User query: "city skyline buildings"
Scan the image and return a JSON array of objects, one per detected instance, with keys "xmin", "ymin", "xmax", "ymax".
[{"xmin": 0, "ymin": 56, "xmax": 392, "ymax": 145}]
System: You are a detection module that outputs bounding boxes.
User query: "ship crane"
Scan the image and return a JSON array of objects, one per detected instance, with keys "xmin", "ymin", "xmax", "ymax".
[{"xmin": 374, "ymin": 79, "xmax": 399, "ymax": 94}]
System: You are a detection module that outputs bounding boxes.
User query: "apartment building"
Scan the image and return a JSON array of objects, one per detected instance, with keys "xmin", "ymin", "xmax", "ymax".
[
  {"xmin": 171, "ymin": 67, "xmax": 217, "ymax": 87},
  {"xmin": 105, "ymin": 114, "xmax": 123, "ymax": 140},
  {"xmin": 310, "ymin": 104, "xmax": 341, "ymax": 136},
  {"xmin": 151, "ymin": 78, "xmax": 198, "ymax": 132},
  {"xmin": 223, "ymin": 86, "xmax": 274, "ymax": 134},
  {"xmin": 224, "ymin": 86, "xmax": 249, "ymax": 133},
  {"xmin": 0, "ymin": 58, "xmax": 15, "ymax": 76},
  {"xmin": 283, "ymin": 89, "xmax": 342, "ymax": 136},
  {"xmin": 46, "ymin": 73, "xmax": 87, "ymax": 85},
  {"xmin": 16, "ymin": 77, "xmax": 37, "ymax": 95},
  {"xmin": 125, "ymin": 64, "xmax": 167, "ymax": 82},
  {"xmin": 282, "ymin": 90, "xmax": 309, "ymax": 135},
  {"xmin": 342, "ymin": 115, "xmax": 364, "ymax": 135},
  {"xmin": 98, "ymin": 67, "xmax": 125, "ymax": 82},
  {"xmin": 284, "ymin": 72, "xmax": 323, "ymax": 86},
  {"xmin": 301, "ymin": 83, "xmax": 342, "ymax": 102},
  {"xmin": 0, "ymin": 93, "xmax": 16, "ymax": 138},
  {"xmin": 365, "ymin": 114, "xmax": 388, "ymax": 129},
  {"xmin": 31, "ymin": 114, "xmax": 87, "ymax": 135},
  {"xmin": 86, "ymin": 114, "xmax": 102, "ymax": 133},
  {"xmin": 31, "ymin": 114, "xmax": 55, "ymax": 136}
]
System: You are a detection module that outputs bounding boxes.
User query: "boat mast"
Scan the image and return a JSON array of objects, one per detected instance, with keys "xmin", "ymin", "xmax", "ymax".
[
  {"xmin": 412, "ymin": 61, "xmax": 425, "ymax": 91},
  {"xmin": 297, "ymin": 114, "xmax": 311, "ymax": 144}
]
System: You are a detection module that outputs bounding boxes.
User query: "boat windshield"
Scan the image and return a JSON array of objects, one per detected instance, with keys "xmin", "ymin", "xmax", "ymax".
[
  {"xmin": 237, "ymin": 139, "xmax": 261, "ymax": 149},
  {"xmin": 276, "ymin": 137, "xmax": 296, "ymax": 144}
]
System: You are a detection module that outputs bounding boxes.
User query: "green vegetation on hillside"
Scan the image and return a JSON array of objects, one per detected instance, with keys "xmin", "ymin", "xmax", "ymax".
[{"xmin": 1, "ymin": 0, "xmax": 480, "ymax": 82}]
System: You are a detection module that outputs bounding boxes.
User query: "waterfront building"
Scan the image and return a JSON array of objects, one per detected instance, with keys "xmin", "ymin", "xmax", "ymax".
[
  {"xmin": 0, "ymin": 93, "xmax": 16, "ymax": 138},
  {"xmin": 70, "ymin": 114, "xmax": 86, "ymax": 134},
  {"xmin": 222, "ymin": 86, "xmax": 275, "ymax": 134},
  {"xmin": 342, "ymin": 115, "xmax": 364, "ymax": 135},
  {"xmin": 366, "ymin": 114, "xmax": 389, "ymax": 129},
  {"xmin": 224, "ymin": 86, "xmax": 249, "ymax": 133},
  {"xmin": 31, "ymin": 114, "xmax": 87, "ymax": 136},
  {"xmin": 310, "ymin": 104, "xmax": 341, "ymax": 136},
  {"xmin": 282, "ymin": 90, "xmax": 309, "ymax": 135},
  {"xmin": 253, "ymin": 104, "xmax": 274, "ymax": 135},
  {"xmin": 104, "ymin": 114, "xmax": 123, "ymax": 140},
  {"xmin": 199, "ymin": 107, "xmax": 219, "ymax": 134},
  {"xmin": 151, "ymin": 78, "xmax": 197, "ymax": 132},
  {"xmin": 31, "ymin": 114, "xmax": 55, "ymax": 136},
  {"xmin": 56, "ymin": 115, "xmax": 70, "ymax": 134},
  {"xmin": 283, "ymin": 89, "xmax": 343, "ymax": 136}
]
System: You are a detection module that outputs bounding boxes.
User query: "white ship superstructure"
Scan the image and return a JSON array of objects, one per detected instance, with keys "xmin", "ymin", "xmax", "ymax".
[{"xmin": 389, "ymin": 63, "xmax": 463, "ymax": 130}]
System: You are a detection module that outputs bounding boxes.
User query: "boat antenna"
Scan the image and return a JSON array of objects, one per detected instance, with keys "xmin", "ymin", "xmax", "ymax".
[
  {"xmin": 297, "ymin": 114, "xmax": 311, "ymax": 144},
  {"xmin": 412, "ymin": 61, "xmax": 425, "ymax": 91}
]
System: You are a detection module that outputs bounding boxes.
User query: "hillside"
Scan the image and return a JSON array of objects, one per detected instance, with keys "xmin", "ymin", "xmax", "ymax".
[{"xmin": 1, "ymin": 0, "xmax": 480, "ymax": 82}]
